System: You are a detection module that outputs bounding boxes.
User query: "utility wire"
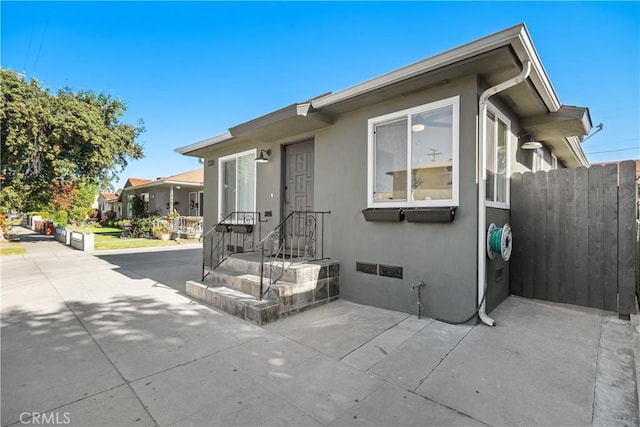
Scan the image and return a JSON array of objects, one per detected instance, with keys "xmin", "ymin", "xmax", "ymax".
[
  {"xmin": 31, "ymin": 2, "xmax": 53, "ymax": 76},
  {"xmin": 23, "ymin": 26, "xmax": 35, "ymax": 73},
  {"xmin": 586, "ymin": 147, "xmax": 640, "ymax": 155}
]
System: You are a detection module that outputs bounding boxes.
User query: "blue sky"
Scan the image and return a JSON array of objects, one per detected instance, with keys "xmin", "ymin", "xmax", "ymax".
[{"xmin": 2, "ymin": 1, "xmax": 638, "ymax": 191}]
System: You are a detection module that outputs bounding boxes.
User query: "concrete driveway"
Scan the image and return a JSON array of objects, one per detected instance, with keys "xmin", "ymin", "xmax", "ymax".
[{"xmin": 1, "ymin": 230, "xmax": 638, "ymax": 426}]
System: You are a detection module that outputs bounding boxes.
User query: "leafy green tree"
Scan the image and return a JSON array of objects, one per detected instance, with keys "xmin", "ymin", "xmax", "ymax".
[
  {"xmin": 68, "ymin": 182, "xmax": 98, "ymax": 224},
  {"xmin": 0, "ymin": 69, "xmax": 144, "ymax": 212}
]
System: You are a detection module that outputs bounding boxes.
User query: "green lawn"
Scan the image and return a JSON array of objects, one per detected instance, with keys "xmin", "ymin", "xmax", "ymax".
[{"xmin": 93, "ymin": 229, "xmax": 201, "ymax": 250}]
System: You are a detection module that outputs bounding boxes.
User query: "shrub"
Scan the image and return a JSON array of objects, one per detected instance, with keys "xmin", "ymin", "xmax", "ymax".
[
  {"xmin": 28, "ymin": 211, "xmax": 49, "ymax": 219},
  {"xmin": 51, "ymin": 210, "xmax": 68, "ymax": 227},
  {"xmin": 113, "ymin": 219, "xmax": 129, "ymax": 229},
  {"xmin": 129, "ymin": 216, "xmax": 158, "ymax": 238},
  {"xmin": 102, "ymin": 210, "xmax": 117, "ymax": 226}
]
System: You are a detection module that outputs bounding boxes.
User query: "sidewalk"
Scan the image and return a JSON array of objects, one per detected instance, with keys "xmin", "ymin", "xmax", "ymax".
[{"xmin": 1, "ymin": 231, "xmax": 638, "ymax": 426}]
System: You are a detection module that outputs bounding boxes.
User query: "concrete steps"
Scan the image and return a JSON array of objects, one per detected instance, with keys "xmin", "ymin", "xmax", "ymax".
[
  {"xmin": 186, "ymin": 281, "xmax": 279, "ymax": 326},
  {"xmin": 187, "ymin": 252, "xmax": 340, "ymax": 325}
]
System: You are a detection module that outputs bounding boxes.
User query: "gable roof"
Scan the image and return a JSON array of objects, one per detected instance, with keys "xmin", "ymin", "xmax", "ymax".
[
  {"xmin": 176, "ymin": 23, "xmax": 590, "ymax": 168},
  {"xmin": 99, "ymin": 192, "xmax": 118, "ymax": 201},
  {"xmin": 164, "ymin": 168, "xmax": 204, "ymax": 184},
  {"xmin": 122, "ymin": 168, "xmax": 204, "ymax": 191},
  {"xmin": 125, "ymin": 178, "xmax": 153, "ymax": 188}
]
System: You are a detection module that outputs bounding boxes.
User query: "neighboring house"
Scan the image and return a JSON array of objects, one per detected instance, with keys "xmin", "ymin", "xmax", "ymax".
[
  {"xmin": 175, "ymin": 24, "xmax": 591, "ymax": 322},
  {"xmin": 119, "ymin": 169, "xmax": 204, "ymax": 219},
  {"xmin": 97, "ymin": 192, "xmax": 120, "ymax": 219}
]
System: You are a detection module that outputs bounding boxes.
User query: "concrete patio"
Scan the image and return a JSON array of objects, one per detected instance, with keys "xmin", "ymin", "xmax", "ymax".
[{"xmin": 1, "ymin": 229, "xmax": 638, "ymax": 426}]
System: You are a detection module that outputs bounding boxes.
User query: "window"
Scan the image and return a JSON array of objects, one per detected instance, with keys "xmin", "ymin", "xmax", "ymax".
[
  {"xmin": 551, "ymin": 153, "xmax": 558, "ymax": 170},
  {"xmin": 218, "ymin": 149, "xmax": 256, "ymax": 221},
  {"xmin": 485, "ymin": 105, "xmax": 511, "ymax": 208},
  {"xmin": 533, "ymin": 149, "xmax": 544, "ymax": 172},
  {"xmin": 368, "ymin": 96, "xmax": 459, "ymax": 208}
]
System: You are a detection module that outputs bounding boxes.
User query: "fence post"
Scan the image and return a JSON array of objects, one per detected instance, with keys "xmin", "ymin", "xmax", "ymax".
[{"xmin": 618, "ymin": 160, "xmax": 637, "ymax": 318}]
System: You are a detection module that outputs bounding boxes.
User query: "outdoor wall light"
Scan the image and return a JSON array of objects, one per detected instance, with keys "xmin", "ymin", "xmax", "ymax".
[
  {"xmin": 521, "ymin": 141, "xmax": 543, "ymax": 150},
  {"xmin": 255, "ymin": 149, "xmax": 272, "ymax": 163}
]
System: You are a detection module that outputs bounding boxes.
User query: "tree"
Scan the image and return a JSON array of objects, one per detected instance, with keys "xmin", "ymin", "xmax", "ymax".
[{"xmin": 0, "ymin": 69, "xmax": 144, "ymax": 212}]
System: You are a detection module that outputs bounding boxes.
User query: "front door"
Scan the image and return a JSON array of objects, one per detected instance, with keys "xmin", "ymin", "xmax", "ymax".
[{"xmin": 283, "ymin": 139, "xmax": 314, "ymax": 217}]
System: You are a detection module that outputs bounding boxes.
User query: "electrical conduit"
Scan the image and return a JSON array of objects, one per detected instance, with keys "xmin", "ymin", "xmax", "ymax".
[{"xmin": 477, "ymin": 61, "xmax": 532, "ymax": 326}]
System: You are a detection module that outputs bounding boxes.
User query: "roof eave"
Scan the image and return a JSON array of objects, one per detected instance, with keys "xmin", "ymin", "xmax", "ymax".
[{"xmin": 175, "ymin": 132, "xmax": 233, "ymax": 157}]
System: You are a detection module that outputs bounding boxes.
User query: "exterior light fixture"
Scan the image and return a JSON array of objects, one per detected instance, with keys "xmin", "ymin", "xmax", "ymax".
[
  {"xmin": 255, "ymin": 149, "xmax": 272, "ymax": 163},
  {"xmin": 411, "ymin": 124, "xmax": 425, "ymax": 132},
  {"xmin": 521, "ymin": 141, "xmax": 543, "ymax": 150}
]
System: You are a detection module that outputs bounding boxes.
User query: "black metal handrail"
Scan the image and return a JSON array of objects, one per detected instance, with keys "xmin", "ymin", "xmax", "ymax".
[
  {"xmin": 201, "ymin": 211, "xmax": 263, "ymax": 280},
  {"xmin": 257, "ymin": 210, "xmax": 330, "ymax": 299}
]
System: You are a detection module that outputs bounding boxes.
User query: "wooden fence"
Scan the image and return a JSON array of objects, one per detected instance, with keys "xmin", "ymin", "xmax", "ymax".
[{"xmin": 509, "ymin": 160, "xmax": 638, "ymax": 317}]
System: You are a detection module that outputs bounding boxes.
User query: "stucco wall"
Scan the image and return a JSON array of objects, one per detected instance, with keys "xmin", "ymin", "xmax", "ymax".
[{"xmin": 310, "ymin": 75, "xmax": 479, "ymax": 321}]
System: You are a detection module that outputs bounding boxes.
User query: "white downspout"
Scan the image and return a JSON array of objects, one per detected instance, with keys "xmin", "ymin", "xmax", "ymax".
[{"xmin": 477, "ymin": 61, "xmax": 532, "ymax": 326}]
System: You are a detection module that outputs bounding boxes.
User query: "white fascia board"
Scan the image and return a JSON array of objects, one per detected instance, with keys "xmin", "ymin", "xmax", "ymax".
[
  {"xmin": 312, "ymin": 24, "xmax": 526, "ymax": 109},
  {"xmin": 163, "ymin": 180, "xmax": 204, "ymax": 187},
  {"xmin": 511, "ymin": 25, "xmax": 561, "ymax": 112},
  {"xmin": 566, "ymin": 136, "xmax": 590, "ymax": 167},
  {"xmin": 174, "ymin": 131, "xmax": 233, "ymax": 156},
  {"xmin": 127, "ymin": 180, "xmax": 203, "ymax": 191}
]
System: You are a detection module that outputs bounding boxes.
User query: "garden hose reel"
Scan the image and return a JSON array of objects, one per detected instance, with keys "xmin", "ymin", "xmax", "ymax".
[{"xmin": 487, "ymin": 223, "xmax": 512, "ymax": 261}]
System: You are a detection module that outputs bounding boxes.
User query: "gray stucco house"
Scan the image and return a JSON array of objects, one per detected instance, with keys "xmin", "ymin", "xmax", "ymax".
[
  {"xmin": 119, "ymin": 169, "xmax": 204, "ymax": 219},
  {"xmin": 176, "ymin": 24, "xmax": 591, "ymax": 323}
]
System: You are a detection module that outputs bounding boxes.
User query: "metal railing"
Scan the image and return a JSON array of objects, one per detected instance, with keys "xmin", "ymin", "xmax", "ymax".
[
  {"xmin": 172, "ymin": 216, "xmax": 203, "ymax": 238},
  {"xmin": 201, "ymin": 212, "xmax": 263, "ymax": 280},
  {"xmin": 257, "ymin": 210, "xmax": 330, "ymax": 299}
]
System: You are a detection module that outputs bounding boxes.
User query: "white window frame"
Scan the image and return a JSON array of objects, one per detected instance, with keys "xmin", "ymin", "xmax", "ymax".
[
  {"xmin": 551, "ymin": 153, "xmax": 558, "ymax": 170},
  {"xmin": 485, "ymin": 102, "xmax": 511, "ymax": 209},
  {"xmin": 217, "ymin": 149, "xmax": 257, "ymax": 222},
  {"xmin": 367, "ymin": 96, "xmax": 460, "ymax": 208},
  {"xmin": 533, "ymin": 148, "xmax": 544, "ymax": 172}
]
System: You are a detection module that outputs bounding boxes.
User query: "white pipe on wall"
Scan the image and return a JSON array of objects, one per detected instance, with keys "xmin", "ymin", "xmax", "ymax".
[{"xmin": 477, "ymin": 61, "xmax": 532, "ymax": 326}]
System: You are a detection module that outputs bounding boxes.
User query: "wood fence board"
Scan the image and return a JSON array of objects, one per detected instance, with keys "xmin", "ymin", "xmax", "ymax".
[
  {"xmin": 521, "ymin": 172, "xmax": 536, "ymax": 299},
  {"xmin": 618, "ymin": 161, "xmax": 637, "ymax": 316},
  {"xmin": 588, "ymin": 166, "xmax": 605, "ymax": 309},
  {"xmin": 603, "ymin": 164, "xmax": 618, "ymax": 311},
  {"xmin": 546, "ymin": 169, "xmax": 561, "ymax": 302},
  {"xmin": 507, "ymin": 162, "xmax": 634, "ymax": 316},
  {"xmin": 509, "ymin": 173, "xmax": 523, "ymax": 296},
  {"xmin": 534, "ymin": 172, "xmax": 548, "ymax": 299},
  {"xmin": 574, "ymin": 167, "xmax": 590, "ymax": 307},
  {"xmin": 559, "ymin": 168, "xmax": 575, "ymax": 304}
]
